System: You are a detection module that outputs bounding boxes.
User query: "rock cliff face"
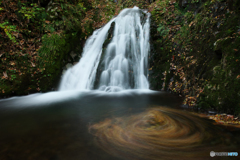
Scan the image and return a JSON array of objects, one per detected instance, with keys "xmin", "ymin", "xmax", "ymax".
[{"xmin": 148, "ymin": 0, "xmax": 240, "ymax": 115}]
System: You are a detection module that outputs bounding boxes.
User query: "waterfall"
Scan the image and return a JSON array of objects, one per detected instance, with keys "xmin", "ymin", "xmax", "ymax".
[{"xmin": 59, "ymin": 7, "xmax": 150, "ymax": 92}]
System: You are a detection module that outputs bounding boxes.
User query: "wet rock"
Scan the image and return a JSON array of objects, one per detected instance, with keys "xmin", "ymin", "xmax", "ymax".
[
  {"xmin": 217, "ymin": 21, "xmax": 221, "ymax": 28},
  {"xmin": 70, "ymin": 51, "xmax": 77, "ymax": 60},
  {"xmin": 62, "ymin": 70, "xmax": 66, "ymax": 75},
  {"xmin": 208, "ymin": 111, "xmax": 217, "ymax": 115},
  {"xmin": 66, "ymin": 63, "xmax": 73, "ymax": 69},
  {"xmin": 214, "ymin": 31, "xmax": 219, "ymax": 35},
  {"xmin": 62, "ymin": 63, "xmax": 73, "ymax": 75},
  {"xmin": 181, "ymin": 104, "xmax": 189, "ymax": 108},
  {"xmin": 73, "ymin": 62, "xmax": 78, "ymax": 65}
]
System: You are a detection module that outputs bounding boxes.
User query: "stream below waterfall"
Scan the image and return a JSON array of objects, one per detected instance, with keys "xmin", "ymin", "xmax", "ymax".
[{"xmin": 0, "ymin": 91, "xmax": 239, "ymax": 160}]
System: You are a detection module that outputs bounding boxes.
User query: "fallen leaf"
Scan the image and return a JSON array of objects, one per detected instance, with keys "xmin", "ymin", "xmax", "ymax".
[
  {"xmin": 3, "ymin": 72, "xmax": 8, "ymax": 78},
  {"xmin": 189, "ymin": 21, "xmax": 193, "ymax": 27},
  {"xmin": 20, "ymin": 39, "xmax": 25, "ymax": 45},
  {"xmin": 31, "ymin": 62, "xmax": 36, "ymax": 67},
  {"xmin": 10, "ymin": 61, "xmax": 15, "ymax": 66},
  {"xmin": 12, "ymin": 32, "xmax": 19, "ymax": 38}
]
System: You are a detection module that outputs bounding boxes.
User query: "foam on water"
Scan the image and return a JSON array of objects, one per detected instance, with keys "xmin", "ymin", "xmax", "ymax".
[{"xmin": 0, "ymin": 89, "xmax": 158, "ymax": 108}]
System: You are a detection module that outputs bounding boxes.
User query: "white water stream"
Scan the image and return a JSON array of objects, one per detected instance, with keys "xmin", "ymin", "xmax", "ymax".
[{"xmin": 59, "ymin": 7, "xmax": 151, "ymax": 92}]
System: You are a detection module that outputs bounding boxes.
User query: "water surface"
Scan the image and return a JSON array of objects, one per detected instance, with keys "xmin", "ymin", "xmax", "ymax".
[{"xmin": 0, "ymin": 91, "xmax": 239, "ymax": 160}]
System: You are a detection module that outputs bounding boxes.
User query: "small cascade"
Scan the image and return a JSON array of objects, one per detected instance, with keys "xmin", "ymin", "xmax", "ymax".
[{"xmin": 59, "ymin": 7, "xmax": 150, "ymax": 92}]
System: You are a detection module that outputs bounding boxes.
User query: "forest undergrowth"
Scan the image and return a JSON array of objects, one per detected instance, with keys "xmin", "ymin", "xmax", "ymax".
[{"xmin": 0, "ymin": 0, "xmax": 239, "ymax": 116}]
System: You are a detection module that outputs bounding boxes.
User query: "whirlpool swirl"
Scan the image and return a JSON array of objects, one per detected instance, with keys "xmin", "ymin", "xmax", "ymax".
[{"xmin": 89, "ymin": 107, "xmax": 220, "ymax": 160}]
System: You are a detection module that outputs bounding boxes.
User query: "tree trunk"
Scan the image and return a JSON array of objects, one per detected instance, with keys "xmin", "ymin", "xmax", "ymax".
[
  {"xmin": 178, "ymin": 0, "xmax": 183, "ymax": 8},
  {"xmin": 228, "ymin": 0, "xmax": 234, "ymax": 11}
]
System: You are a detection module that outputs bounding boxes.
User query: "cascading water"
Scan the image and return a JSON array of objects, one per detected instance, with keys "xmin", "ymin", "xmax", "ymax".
[{"xmin": 59, "ymin": 7, "xmax": 150, "ymax": 92}]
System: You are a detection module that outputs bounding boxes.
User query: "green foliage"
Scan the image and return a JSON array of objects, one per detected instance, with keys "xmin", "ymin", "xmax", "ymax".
[
  {"xmin": 18, "ymin": 3, "xmax": 45, "ymax": 20},
  {"xmin": 0, "ymin": 22, "xmax": 18, "ymax": 43},
  {"xmin": 201, "ymin": 74, "xmax": 240, "ymax": 115},
  {"xmin": 46, "ymin": 1, "xmax": 85, "ymax": 31},
  {"xmin": 149, "ymin": 0, "xmax": 240, "ymax": 115},
  {"xmin": 190, "ymin": 0, "xmax": 200, "ymax": 3},
  {"xmin": 119, "ymin": 0, "xmax": 149, "ymax": 8},
  {"xmin": 157, "ymin": 24, "xmax": 169, "ymax": 36},
  {"xmin": 38, "ymin": 33, "xmax": 68, "ymax": 64}
]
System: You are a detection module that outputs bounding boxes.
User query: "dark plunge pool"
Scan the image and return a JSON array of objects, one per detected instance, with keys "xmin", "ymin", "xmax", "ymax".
[{"xmin": 0, "ymin": 90, "xmax": 239, "ymax": 160}]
